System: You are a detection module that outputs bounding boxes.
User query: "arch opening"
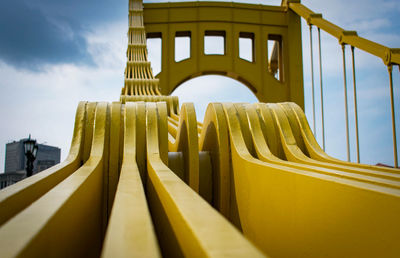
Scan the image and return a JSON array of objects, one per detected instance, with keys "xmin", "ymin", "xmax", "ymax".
[{"xmin": 171, "ymin": 75, "xmax": 258, "ymax": 121}]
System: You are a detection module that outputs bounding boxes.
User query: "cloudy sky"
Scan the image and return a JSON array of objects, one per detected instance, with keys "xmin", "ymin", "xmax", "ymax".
[{"xmin": 0, "ymin": 0, "xmax": 399, "ymax": 172}]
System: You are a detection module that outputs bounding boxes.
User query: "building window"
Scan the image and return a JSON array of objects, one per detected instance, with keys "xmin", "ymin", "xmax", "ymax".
[{"xmin": 37, "ymin": 160, "xmax": 56, "ymax": 172}]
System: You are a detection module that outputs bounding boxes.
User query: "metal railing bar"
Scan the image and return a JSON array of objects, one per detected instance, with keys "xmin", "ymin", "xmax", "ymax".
[{"xmin": 288, "ymin": 2, "xmax": 400, "ymax": 65}]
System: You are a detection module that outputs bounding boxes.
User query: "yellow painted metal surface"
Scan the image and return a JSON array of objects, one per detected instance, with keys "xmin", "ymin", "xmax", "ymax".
[
  {"xmin": 146, "ymin": 102, "xmax": 265, "ymax": 257},
  {"xmin": 0, "ymin": 0, "xmax": 399, "ymax": 257},
  {"xmin": 222, "ymin": 102, "xmax": 400, "ymax": 257},
  {"xmin": 0, "ymin": 101, "xmax": 87, "ymax": 226},
  {"xmin": 286, "ymin": 0, "xmax": 400, "ymax": 65},
  {"xmin": 143, "ymin": 1, "xmax": 304, "ymax": 107},
  {"xmin": 0, "ymin": 102, "xmax": 109, "ymax": 257},
  {"xmin": 102, "ymin": 103, "xmax": 160, "ymax": 258}
]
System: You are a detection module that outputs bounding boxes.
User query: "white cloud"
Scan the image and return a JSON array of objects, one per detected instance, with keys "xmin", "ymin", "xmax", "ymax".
[
  {"xmin": 353, "ymin": 18, "xmax": 391, "ymax": 32},
  {"xmin": 0, "ymin": 20, "xmax": 127, "ymax": 172},
  {"xmin": 172, "ymin": 75, "xmax": 258, "ymax": 121}
]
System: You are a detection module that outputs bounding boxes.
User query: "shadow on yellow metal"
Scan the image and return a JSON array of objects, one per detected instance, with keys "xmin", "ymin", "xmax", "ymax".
[
  {"xmin": 265, "ymin": 103, "xmax": 400, "ymax": 187},
  {"xmin": 199, "ymin": 103, "xmax": 231, "ymax": 220},
  {"xmin": 101, "ymin": 103, "xmax": 160, "ymax": 258},
  {"xmin": 282, "ymin": 102, "xmax": 400, "ymax": 173},
  {"xmin": 222, "ymin": 102, "xmax": 400, "ymax": 257},
  {"xmin": 168, "ymin": 103, "xmax": 200, "ymax": 192},
  {"xmin": 146, "ymin": 102, "xmax": 265, "ymax": 257}
]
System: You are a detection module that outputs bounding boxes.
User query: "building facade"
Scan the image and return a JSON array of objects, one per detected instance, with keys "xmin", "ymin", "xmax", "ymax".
[{"xmin": 0, "ymin": 139, "xmax": 61, "ymax": 189}]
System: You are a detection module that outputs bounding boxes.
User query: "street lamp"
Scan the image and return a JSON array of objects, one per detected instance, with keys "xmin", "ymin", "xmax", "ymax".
[{"xmin": 23, "ymin": 135, "xmax": 38, "ymax": 177}]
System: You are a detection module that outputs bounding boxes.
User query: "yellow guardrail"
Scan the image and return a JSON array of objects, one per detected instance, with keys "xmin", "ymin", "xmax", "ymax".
[
  {"xmin": 285, "ymin": 0, "xmax": 400, "ymax": 65},
  {"xmin": 283, "ymin": 0, "xmax": 400, "ymax": 167}
]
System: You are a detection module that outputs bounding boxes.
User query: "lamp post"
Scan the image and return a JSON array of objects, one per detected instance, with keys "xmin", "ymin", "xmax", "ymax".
[{"xmin": 23, "ymin": 135, "xmax": 38, "ymax": 177}]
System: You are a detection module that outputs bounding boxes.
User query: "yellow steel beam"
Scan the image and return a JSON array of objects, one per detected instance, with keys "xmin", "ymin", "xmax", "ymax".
[
  {"xmin": 135, "ymin": 102, "xmax": 148, "ymax": 181},
  {"xmin": 145, "ymin": 102, "xmax": 265, "ymax": 257},
  {"xmin": 288, "ymin": 2, "xmax": 400, "ymax": 65},
  {"xmin": 221, "ymin": 102, "xmax": 400, "ymax": 257},
  {"xmin": 282, "ymin": 102, "xmax": 400, "ymax": 173},
  {"xmin": 0, "ymin": 101, "xmax": 87, "ymax": 226},
  {"xmin": 83, "ymin": 102, "xmax": 97, "ymax": 162},
  {"xmin": 245, "ymin": 103, "xmax": 400, "ymax": 194},
  {"xmin": 265, "ymin": 103, "xmax": 400, "ymax": 186},
  {"xmin": 107, "ymin": 102, "xmax": 123, "ymax": 217},
  {"xmin": 168, "ymin": 103, "xmax": 200, "ymax": 192},
  {"xmin": 102, "ymin": 103, "xmax": 160, "ymax": 258},
  {"xmin": 199, "ymin": 103, "xmax": 231, "ymax": 220},
  {"xmin": 143, "ymin": 1, "xmax": 305, "ymax": 108},
  {"xmin": 156, "ymin": 102, "xmax": 169, "ymax": 166},
  {"xmin": 0, "ymin": 102, "xmax": 109, "ymax": 257}
]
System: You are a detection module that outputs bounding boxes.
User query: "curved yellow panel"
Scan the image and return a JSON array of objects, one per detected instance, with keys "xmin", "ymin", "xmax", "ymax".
[
  {"xmin": 283, "ymin": 102, "xmax": 400, "ymax": 173},
  {"xmin": 145, "ymin": 102, "xmax": 265, "ymax": 257},
  {"xmin": 102, "ymin": 102, "xmax": 160, "ymax": 258},
  {"xmin": 156, "ymin": 102, "xmax": 169, "ymax": 165},
  {"xmin": 0, "ymin": 101, "xmax": 87, "ymax": 226},
  {"xmin": 135, "ymin": 102, "xmax": 147, "ymax": 181},
  {"xmin": 83, "ymin": 102, "xmax": 97, "ymax": 162},
  {"xmin": 107, "ymin": 102, "xmax": 123, "ymax": 217},
  {"xmin": 168, "ymin": 103, "xmax": 200, "ymax": 192},
  {"xmin": 255, "ymin": 103, "xmax": 286, "ymax": 160},
  {"xmin": 0, "ymin": 102, "xmax": 109, "ymax": 258},
  {"xmin": 246, "ymin": 103, "xmax": 400, "ymax": 187},
  {"xmin": 223, "ymin": 102, "xmax": 400, "ymax": 258},
  {"xmin": 265, "ymin": 103, "xmax": 400, "ymax": 187},
  {"xmin": 199, "ymin": 103, "xmax": 231, "ymax": 218}
]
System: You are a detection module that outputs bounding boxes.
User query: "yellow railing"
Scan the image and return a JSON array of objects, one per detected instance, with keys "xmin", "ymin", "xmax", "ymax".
[
  {"xmin": 286, "ymin": 1, "xmax": 400, "ymax": 65},
  {"xmin": 284, "ymin": 0, "xmax": 400, "ymax": 167}
]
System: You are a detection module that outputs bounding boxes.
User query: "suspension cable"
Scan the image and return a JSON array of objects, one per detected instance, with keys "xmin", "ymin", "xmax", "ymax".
[
  {"xmin": 351, "ymin": 46, "xmax": 360, "ymax": 163},
  {"xmin": 342, "ymin": 44, "xmax": 351, "ymax": 162},
  {"xmin": 317, "ymin": 28, "xmax": 325, "ymax": 151},
  {"xmin": 388, "ymin": 65, "xmax": 398, "ymax": 167},
  {"xmin": 309, "ymin": 24, "xmax": 316, "ymax": 136}
]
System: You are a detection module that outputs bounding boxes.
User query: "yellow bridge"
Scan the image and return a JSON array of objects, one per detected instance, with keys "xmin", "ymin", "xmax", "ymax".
[{"xmin": 1, "ymin": 0, "xmax": 400, "ymax": 257}]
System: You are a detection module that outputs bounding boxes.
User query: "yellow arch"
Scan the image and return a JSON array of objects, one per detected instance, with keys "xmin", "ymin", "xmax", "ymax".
[
  {"xmin": 171, "ymin": 72, "xmax": 259, "ymax": 101},
  {"xmin": 144, "ymin": 1, "xmax": 304, "ymax": 107}
]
